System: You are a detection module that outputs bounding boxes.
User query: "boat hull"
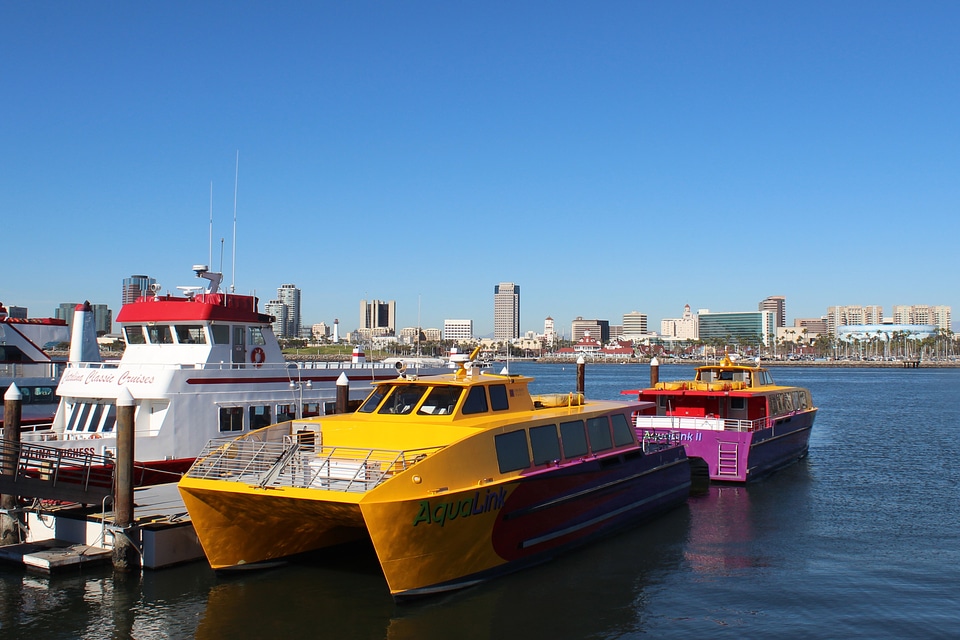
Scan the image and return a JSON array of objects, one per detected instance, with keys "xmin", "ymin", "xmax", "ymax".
[
  {"xmin": 640, "ymin": 410, "xmax": 815, "ymax": 482},
  {"xmin": 178, "ymin": 480, "xmax": 367, "ymax": 569},
  {"xmin": 362, "ymin": 446, "xmax": 691, "ymax": 598}
]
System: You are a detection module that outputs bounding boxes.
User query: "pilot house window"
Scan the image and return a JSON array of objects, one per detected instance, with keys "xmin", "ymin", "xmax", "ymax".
[{"xmin": 495, "ymin": 430, "xmax": 530, "ymax": 473}]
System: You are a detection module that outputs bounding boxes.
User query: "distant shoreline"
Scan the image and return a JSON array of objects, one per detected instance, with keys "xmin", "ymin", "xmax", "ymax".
[{"xmin": 531, "ymin": 357, "xmax": 960, "ymax": 368}]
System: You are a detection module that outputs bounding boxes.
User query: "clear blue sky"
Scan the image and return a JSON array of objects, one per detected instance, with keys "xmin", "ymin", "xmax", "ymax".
[{"xmin": 3, "ymin": 2, "xmax": 957, "ymax": 336}]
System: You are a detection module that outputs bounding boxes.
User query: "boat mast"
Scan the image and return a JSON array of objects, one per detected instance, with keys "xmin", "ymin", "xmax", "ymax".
[{"xmin": 231, "ymin": 150, "xmax": 238, "ymax": 294}]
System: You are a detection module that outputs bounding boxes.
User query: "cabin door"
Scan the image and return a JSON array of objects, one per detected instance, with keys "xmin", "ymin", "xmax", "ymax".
[{"xmin": 232, "ymin": 326, "xmax": 246, "ymax": 366}]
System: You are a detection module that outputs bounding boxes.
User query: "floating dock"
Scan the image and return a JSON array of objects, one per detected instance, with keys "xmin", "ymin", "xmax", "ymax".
[{"xmin": 0, "ymin": 483, "xmax": 204, "ymax": 572}]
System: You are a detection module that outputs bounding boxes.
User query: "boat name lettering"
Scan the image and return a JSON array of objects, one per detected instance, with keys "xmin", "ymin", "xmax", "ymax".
[
  {"xmin": 117, "ymin": 371, "xmax": 156, "ymax": 385},
  {"xmin": 412, "ymin": 487, "xmax": 507, "ymax": 527},
  {"xmin": 644, "ymin": 429, "xmax": 701, "ymax": 442}
]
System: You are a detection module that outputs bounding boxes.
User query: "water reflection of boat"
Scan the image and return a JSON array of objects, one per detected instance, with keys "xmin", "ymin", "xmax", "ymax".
[
  {"xmin": 684, "ymin": 484, "xmax": 757, "ymax": 574},
  {"xmin": 625, "ymin": 356, "xmax": 817, "ymax": 482},
  {"xmin": 180, "ymin": 353, "xmax": 691, "ymax": 599}
]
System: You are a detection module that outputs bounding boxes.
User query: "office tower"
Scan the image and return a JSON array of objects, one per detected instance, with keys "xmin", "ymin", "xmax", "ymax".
[
  {"xmin": 493, "ymin": 283, "xmax": 520, "ymax": 342},
  {"xmin": 277, "ymin": 284, "xmax": 301, "ymax": 338},
  {"xmin": 443, "ymin": 319, "xmax": 473, "ymax": 342},
  {"xmin": 122, "ymin": 275, "xmax": 157, "ymax": 304},
  {"xmin": 360, "ymin": 299, "xmax": 396, "ymax": 333},
  {"xmin": 759, "ymin": 296, "xmax": 786, "ymax": 328}
]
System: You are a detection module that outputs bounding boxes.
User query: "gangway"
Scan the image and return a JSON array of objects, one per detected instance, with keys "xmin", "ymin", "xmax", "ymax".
[{"xmin": 0, "ymin": 439, "xmax": 115, "ymax": 504}]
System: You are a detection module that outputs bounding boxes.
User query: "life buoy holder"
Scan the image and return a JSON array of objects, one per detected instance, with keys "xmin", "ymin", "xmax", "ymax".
[
  {"xmin": 251, "ymin": 347, "xmax": 266, "ymax": 367},
  {"xmin": 90, "ymin": 434, "xmax": 102, "ymax": 439}
]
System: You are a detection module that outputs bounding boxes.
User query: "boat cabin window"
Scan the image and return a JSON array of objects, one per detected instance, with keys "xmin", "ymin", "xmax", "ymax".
[
  {"xmin": 175, "ymin": 325, "xmax": 207, "ymax": 344},
  {"xmin": 4, "ymin": 385, "xmax": 57, "ymax": 405},
  {"xmin": 211, "ymin": 325, "xmax": 230, "ymax": 345},
  {"xmin": 219, "ymin": 407, "xmax": 244, "ymax": 432},
  {"xmin": 461, "ymin": 386, "xmax": 489, "ymax": 415},
  {"xmin": 146, "ymin": 325, "xmax": 174, "ymax": 344},
  {"xmin": 718, "ymin": 370, "xmax": 734, "ymax": 381},
  {"xmin": 358, "ymin": 386, "xmax": 390, "ymax": 413},
  {"xmin": 495, "ymin": 429, "xmax": 530, "ymax": 473},
  {"xmin": 417, "ymin": 385, "xmax": 463, "ymax": 415},
  {"xmin": 560, "ymin": 420, "xmax": 588, "ymax": 458},
  {"xmin": 65, "ymin": 402, "xmax": 117, "ymax": 433},
  {"xmin": 611, "ymin": 413, "xmax": 635, "ymax": 447},
  {"xmin": 587, "ymin": 416, "xmax": 613, "ymax": 453},
  {"xmin": 530, "ymin": 424, "xmax": 561, "ymax": 465},
  {"xmin": 277, "ymin": 404, "xmax": 297, "ymax": 422},
  {"xmin": 489, "ymin": 384, "xmax": 509, "ymax": 411},
  {"xmin": 303, "ymin": 403, "xmax": 321, "ymax": 418},
  {"xmin": 379, "ymin": 385, "xmax": 429, "ymax": 415},
  {"xmin": 731, "ymin": 397, "xmax": 746, "ymax": 410},
  {"xmin": 250, "ymin": 405, "xmax": 272, "ymax": 430},
  {"xmin": 124, "ymin": 326, "xmax": 147, "ymax": 345},
  {"xmin": 249, "ymin": 327, "xmax": 266, "ymax": 347}
]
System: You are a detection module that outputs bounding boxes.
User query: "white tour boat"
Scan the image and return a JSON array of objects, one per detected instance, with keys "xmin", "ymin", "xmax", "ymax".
[{"xmin": 21, "ymin": 265, "xmax": 447, "ymax": 485}]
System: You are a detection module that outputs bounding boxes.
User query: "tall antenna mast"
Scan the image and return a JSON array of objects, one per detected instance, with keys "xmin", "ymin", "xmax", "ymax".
[
  {"xmin": 208, "ymin": 181, "xmax": 213, "ymax": 268},
  {"xmin": 231, "ymin": 150, "xmax": 239, "ymax": 293}
]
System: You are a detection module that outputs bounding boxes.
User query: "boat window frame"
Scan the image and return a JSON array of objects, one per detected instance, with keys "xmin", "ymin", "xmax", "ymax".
[
  {"xmin": 146, "ymin": 324, "xmax": 174, "ymax": 344},
  {"xmin": 358, "ymin": 385, "xmax": 391, "ymax": 413},
  {"xmin": 494, "ymin": 429, "xmax": 530, "ymax": 473},
  {"xmin": 175, "ymin": 324, "xmax": 208, "ymax": 344},
  {"xmin": 210, "ymin": 324, "xmax": 230, "ymax": 345},
  {"xmin": 530, "ymin": 423, "xmax": 561, "ymax": 466},
  {"xmin": 378, "ymin": 384, "xmax": 430, "ymax": 415},
  {"xmin": 586, "ymin": 416, "xmax": 613, "ymax": 453},
  {"xmin": 611, "ymin": 413, "xmax": 635, "ymax": 447},
  {"xmin": 559, "ymin": 419, "xmax": 588, "ymax": 459},
  {"xmin": 416, "ymin": 385, "xmax": 463, "ymax": 415},
  {"xmin": 461, "ymin": 386, "xmax": 489, "ymax": 415},
  {"xmin": 249, "ymin": 404, "xmax": 272, "ymax": 430},
  {"xmin": 124, "ymin": 325, "xmax": 147, "ymax": 345},
  {"xmin": 249, "ymin": 326, "xmax": 267, "ymax": 347},
  {"xmin": 488, "ymin": 384, "xmax": 509, "ymax": 411},
  {"xmin": 218, "ymin": 406, "xmax": 244, "ymax": 432}
]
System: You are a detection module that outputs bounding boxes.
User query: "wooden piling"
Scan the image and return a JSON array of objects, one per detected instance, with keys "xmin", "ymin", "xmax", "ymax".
[
  {"xmin": 650, "ymin": 357, "xmax": 660, "ymax": 387},
  {"xmin": 112, "ymin": 387, "xmax": 140, "ymax": 572},
  {"xmin": 336, "ymin": 373, "xmax": 349, "ymax": 414},
  {"xmin": 576, "ymin": 356, "xmax": 585, "ymax": 396},
  {"xmin": 1, "ymin": 384, "xmax": 23, "ymax": 546}
]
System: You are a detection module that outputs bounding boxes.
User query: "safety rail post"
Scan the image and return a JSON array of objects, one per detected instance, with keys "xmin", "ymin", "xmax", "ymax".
[
  {"xmin": 1, "ymin": 383, "xmax": 23, "ymax": 546},
  {"xmin": 112, "ymin": 387, "xmax": 140, "ymax": 572}
]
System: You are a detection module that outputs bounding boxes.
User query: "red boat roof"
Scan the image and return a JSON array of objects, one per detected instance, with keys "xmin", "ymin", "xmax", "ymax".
[{"xmin": 115, "ymin": 293, "xmax": 273, "ymax": 324}]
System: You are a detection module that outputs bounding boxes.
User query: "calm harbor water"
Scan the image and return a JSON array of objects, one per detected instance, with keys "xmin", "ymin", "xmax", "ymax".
[{"xmin": 2, "ymin": 363, "xmax": 959, "ymax": 639}]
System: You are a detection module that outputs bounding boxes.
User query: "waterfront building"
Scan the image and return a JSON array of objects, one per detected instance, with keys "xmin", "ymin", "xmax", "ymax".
[
  {"xmin": 892, "ymin": 305, "xmax": 951, "ymax": 331},
  {"xmin": 3, "ymin": 305, "xmax": 27, "ymax": 319},
  {"xmin": 56, "ymin": 302, "xmax": 112, "ymax": 336},
  {"xmin": 443, "ymin": 319, "xmax": 473, "ymax": 343},
  {"xmin": 759, "ymin": 296, "xmax": 786, "ymax": 328},
  {"xmin": 311, "ymin": 322, "xmax": 330, "ymax": 342},
  {"xmin": 493, "ymin": 283, "xmax": 520, "ymax": 342},
  {"xmin": 794, "ymin": 317, "xmax": 828, "ymax": 334},
  {"xmin": 544, "ymin": 317, "xmax": 555, "ymax": 347},
  {"xmin": 837, "ymin": 323, "xmax": 937, "ymax": 342},
  {"xmin": 265, "ymin": 300, "xmax": 288, "ymax": 339},
  {"xmin": 121, "ymin": 274, "xmax": 156, "ymax": 304},
  {"xmin": 699, "ymin": 310, "xmax": 776, "ymax": 346},
  {"xmin": 660, "ymin": 304, "xmax": 698, "ymax": 340},
  {"xmin": 622, "ymin": 311, "xmax": 648, "ymax": 341},
  {"xmin": 571, "ymin": 317, "xmax": 610, "ymax": 344},
  {"xmin": 827, "ymin": 305, "xmax": 883, "ymax": 336},
  {"xmin": 277, "ymin": 284, "xmax": 301, "ymax": 338},
  {"xmin": 361, "ymin": 299, "xmax": 396, "ymax": 334}
]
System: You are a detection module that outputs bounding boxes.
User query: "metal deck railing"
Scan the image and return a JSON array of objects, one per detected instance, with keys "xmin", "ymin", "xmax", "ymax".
[
  {"xmin": 0, "ymin": 439, "xmax": 115, "ymax": 504},
  {"xmin": 185, "ymin": 437, "xmax": 444, "ymax": 494}
]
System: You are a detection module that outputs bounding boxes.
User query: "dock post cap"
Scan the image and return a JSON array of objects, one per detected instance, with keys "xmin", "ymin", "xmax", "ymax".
[
  {"xmin": 117, "ymin": 386, "xmax": 135, "ymax": 407},
  {"xmin": 336, "ymin": 372, "xmax": 349, "ymax": 386},
  {"xmin": 3, "ymin": 382, "xmax": 21, "ymax": 401},
  {"xmin": 576, "ymin": 355, "xmax": 585, "ymax": 365},
  {"xmin": 650, "ymin": 357, "xmax": 659, "ymax": 366}
]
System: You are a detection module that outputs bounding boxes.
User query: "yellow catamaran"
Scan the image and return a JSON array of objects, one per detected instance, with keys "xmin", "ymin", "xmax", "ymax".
[{"xmin": 179, "ymin": 356, "xmax": 691, "ymax": 599}]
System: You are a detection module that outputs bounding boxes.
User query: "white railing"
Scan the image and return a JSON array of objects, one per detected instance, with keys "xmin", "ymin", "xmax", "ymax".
[
  {"xmin": 635, "ymin": 415, "xmax": 771, "ymax": 433},
  {"xmin": 185, "ymin": 436, "xmax": 443, "ymax": 494}
]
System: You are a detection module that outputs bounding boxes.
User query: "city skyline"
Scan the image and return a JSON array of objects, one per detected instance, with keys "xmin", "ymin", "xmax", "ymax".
[{"xmin": 4, "ymin": 5, "xmax": 959, "ymax": 333}]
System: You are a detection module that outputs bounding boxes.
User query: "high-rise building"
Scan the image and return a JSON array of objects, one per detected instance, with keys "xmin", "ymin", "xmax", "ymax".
[
  {"xmin": 660, "ymin": 304, "xmax": 698, "ymax": 340},
  {"xmin": 443, "ymin": 319, "xmax": 473, "ymax": 342},
  {"xmin": 892, "ymin": 305, "xmax": 952, "ymax": 331},
  {"xmin": 122, "ymin": 275, "xmax": 157, "ymax": 304},
  {"xmin": 493, "ymin": 283, "xmax": 520, "ymax": 341},
  {"xmin": 759, "ymin": 296, "xmax": 786, "ymax": 328},
  {"xmin": 571, "ymin": 317, "xmax": 610, "ymax": 343},
  {"xmin": 622, "ymin": 311, "xmax": 648, "ymax": 338},
  {"xmin": 56, "ymin": 302, "xmax": 112, "ymax": 335},
  {"xmin": 699, "ymin": 311, "xmax": 776, "ymax": 346},
  {"xmin": 544, "ymin": 317, "xmax": 555, "ymax": 346},
  {"xmin": 360, "ymin": 299, "xmax": 396, "ymax": 334},
  {"xmin": 265, "ymin": 300, "xmax": 288, "ymax": 338},
  {"xmin": 277, "ymin": 284, "xmax": 301, "ymax": 338},
  {"xmin": 826, "ymin": 305, "xmax": 883, "ymax": 336}
]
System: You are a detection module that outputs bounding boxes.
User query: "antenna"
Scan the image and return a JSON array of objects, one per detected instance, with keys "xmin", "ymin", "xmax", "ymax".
[
  {"xmin": 208, "ymin": 181, "xmax": 213, "ymax": 268},
  {"xmin": 231, "ymin": 150, "xmax": 238, "ymax": 293}
]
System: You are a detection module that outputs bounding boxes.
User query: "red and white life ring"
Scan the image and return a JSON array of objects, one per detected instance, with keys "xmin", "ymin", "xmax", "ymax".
[{"xmin": 250, "ymin": 347, "xmax": 266, "ymax": 367}]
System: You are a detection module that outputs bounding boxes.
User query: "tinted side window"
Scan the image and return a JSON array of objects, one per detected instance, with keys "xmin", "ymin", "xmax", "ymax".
[
  {"xmin": 587, "ymin": 416, "xmax": 612, "ymax": 452},
  {"xmin": 489, "ymin": 384, "xmax": 509, "ymax": 411},
  {"xmin": 611, "ymin": 413, "xmax": 635, "ymax": 447},
  {"xmin": 560, "ymin": 420, "xmax": 588, "ymax": 458},
  {"xmin": 530, "ymin": 424, "xmax": 561, "ymax": 465},
  {"xmin": 462, "ymin": 386, "xmax": 489, "ymax": 415},
  {"xmin": 495, "ymin": 430, "xmax": 529, "ymax": 473}
]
